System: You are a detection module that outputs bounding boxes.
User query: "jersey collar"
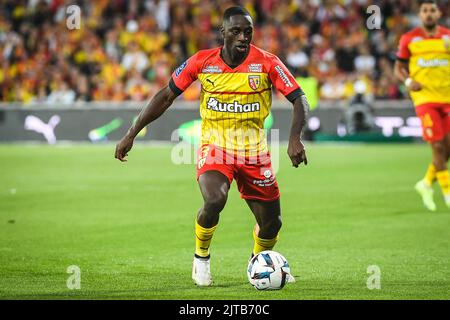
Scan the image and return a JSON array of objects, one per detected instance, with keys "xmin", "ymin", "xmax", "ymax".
[{"xmin": 218, "ymin": 45, "xmax": 254, "ymax": 71}]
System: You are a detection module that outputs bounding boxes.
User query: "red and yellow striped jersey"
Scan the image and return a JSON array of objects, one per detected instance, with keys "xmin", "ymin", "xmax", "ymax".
[
  {"xmin": 397, "ymin": 26, "xmax": 450, "ymax": 107},
  {"xmin": 169, "ymin": 44, "xmax": 303, "ymax": 156}
]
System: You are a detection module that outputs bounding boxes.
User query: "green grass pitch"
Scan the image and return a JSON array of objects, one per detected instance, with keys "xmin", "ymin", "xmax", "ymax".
[{"xmin": 0, "ymin": 143, "xmax": 449, "ymax": 299}]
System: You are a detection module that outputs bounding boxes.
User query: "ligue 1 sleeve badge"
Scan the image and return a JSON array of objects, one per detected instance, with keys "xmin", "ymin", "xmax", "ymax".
[{"xmin": 248, "ymin": 75, "xmax": 261, "ymax": 91}]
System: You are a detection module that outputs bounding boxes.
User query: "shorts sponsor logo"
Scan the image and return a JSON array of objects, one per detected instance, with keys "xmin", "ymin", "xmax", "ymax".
[
  {"xmin": 274, "ymin": 65, "xmax": 293, "ymax": 88},
  {"xmin": 253, "ymin": 169, "xmax": 274, "ymax": 186},
  {"xmin": 207, "ymin": 97, "xmax": 260, "ymax": 113},
  {"xmin": 253, "ymin": 176, "xmax": 276, "ymax": 187},
  {"xmin": 248, "ymin": 75, "xmax": 261, "ymax": 90},
  {"xmin": 426, "ymin": 127, "xmax": 433, "ymax": 138},
  {"xmin": 175, "ymin": 61, "xmax": 188, "ymax": 77},
  {"xmin": 248, "ymin": 63, "xmax": 262, "ymax": 72},
  {"xmin": 263, "ymin": 169, "xmax": 272, "ymax": 178}
]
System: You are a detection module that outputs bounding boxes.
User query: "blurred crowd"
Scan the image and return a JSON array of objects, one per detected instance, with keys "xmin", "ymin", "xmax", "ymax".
[{"xmin": 0, "ymin": 0, "xmax": 449, "ymax": 104}]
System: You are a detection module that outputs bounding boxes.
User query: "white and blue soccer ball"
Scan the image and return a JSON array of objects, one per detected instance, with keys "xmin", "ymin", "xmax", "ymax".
[{"xmin": 247, "ymin": 250, "xmax": 291, "ymax": 290}]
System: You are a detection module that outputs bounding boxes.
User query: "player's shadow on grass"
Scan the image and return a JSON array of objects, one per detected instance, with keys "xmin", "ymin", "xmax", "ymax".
[
  {"xmin": 391, "ymin": 208, "xmax": 450, "ymax": 215},
  {"xmin": 9, "ymin": 281, "xmax": 248, "ymax": 299},
  {"xmin": 206, "ymin": 282, "xmax": 244, "ymax": 288},
  {"xmin": 9, "ymin": 289, "xmax": 160, "ymax": 299}
]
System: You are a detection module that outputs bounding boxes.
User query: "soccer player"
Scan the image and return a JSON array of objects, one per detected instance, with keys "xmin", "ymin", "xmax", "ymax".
[
  {"xmin": 115, "ymin": 6, "xmax": 309, "ymax": 286},
  {"xmin": 394, "ymin": 0, "xmax": 450, "ymax": 211}
]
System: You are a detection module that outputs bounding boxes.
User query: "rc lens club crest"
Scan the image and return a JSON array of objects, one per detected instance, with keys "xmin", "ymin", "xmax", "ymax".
[{"xmin": 248, "ymin": 75, "xmax": 261, "ymax": 90}]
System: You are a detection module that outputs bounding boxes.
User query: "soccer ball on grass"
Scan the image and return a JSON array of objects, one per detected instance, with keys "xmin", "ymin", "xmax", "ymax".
[{"xmin": 247, "ymin": 250, "xmax": 292, "ymax": 290}]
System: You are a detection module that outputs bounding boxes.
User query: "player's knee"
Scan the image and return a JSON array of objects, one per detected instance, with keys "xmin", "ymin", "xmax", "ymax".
[
  {"xmin": 435, "ymin": 142, "xmax": 446, "ymax": 155},
  {"xmin": 203, "ymin": 191, "xmax": 227, "ymax": 214}
]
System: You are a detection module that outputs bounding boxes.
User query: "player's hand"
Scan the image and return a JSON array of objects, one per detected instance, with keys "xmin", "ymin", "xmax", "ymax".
[
  {"xmin": 406, "ymin": 80, "xmax": 422, "ymax": 92},
  {"xmin": 115, "ymin": 135, "xmax": 134, "ymax": 162},
  {"xmin": 287, "ymin": 138, "xmax": 308, "ymax": 168}
]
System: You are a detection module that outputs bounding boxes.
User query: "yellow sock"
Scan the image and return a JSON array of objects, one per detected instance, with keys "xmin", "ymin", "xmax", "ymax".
[
  {"xmin": 252, "ymin": 228, "xmax": 279, "ymax": 256},
  {"xmin": 423, "ymin": 164, "xmax": 436, "ymax": 187},
  {"xmin": 436, "ymin": 170, "xmax": 450, "ymax": 198},
  {"xmin": 195, "ymin": 221, "xmax": 217, "ymax": 258}
]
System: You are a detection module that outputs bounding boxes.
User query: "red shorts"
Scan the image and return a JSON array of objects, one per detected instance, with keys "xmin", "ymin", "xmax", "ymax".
[
  {"xmin": 416, "ymin": 103, "xmax": 450, "ymax": 143},
  {"xmin": 196, "ymin": 144, "xmax": 280, "ymax": 202}
]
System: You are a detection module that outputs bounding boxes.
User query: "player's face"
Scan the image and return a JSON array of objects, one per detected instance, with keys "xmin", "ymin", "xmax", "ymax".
[
  {"xmin": 222, "ymin": 15, "xmax": 253, "ymax": 58},
  {"xmin": 419, "ymin": 3, "xmax": 441, "ymax": 29}
]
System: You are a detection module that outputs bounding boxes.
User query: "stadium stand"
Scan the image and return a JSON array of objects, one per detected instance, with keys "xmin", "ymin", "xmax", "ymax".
[{"xmin": 0, "ymin": 0, "xmax": 448, "ymax": 104}]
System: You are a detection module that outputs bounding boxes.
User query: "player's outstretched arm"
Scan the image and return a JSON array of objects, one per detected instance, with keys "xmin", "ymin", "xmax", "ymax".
[
  {"xmin": 394, "ymin": 60, "xmax": 422, "ymax": 92},
  {"xmin": 115, "ymin": 85, "xmax": 178, "ymax": 162},
  {"xmin": 287, "ymin": 95, "xmax": 309, "ymax": 168}
]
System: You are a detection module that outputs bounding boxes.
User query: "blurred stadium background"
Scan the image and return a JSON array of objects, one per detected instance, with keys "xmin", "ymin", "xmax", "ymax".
[
  {"xmin": 0, "ymin": 0, "xmax": 448, "ymax": 104},
  {"xmin": 0, "ymin": 0, "xmax": 449, "ymax": 143},
  {"xmin": 1, "ymin": 0, "xmax": 450, "ymax": 300}
]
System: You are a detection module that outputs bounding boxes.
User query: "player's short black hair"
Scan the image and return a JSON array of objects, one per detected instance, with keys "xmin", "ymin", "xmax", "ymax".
[
  {"xmin": 223, "ymin": 6, "xmax": 251, "ymax": 22},
  {"xmin": 418, "ymin": 0, "xmax": 437, "ymax": 6}
]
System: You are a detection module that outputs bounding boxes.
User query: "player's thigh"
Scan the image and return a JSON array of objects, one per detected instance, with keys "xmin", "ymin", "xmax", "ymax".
[
  {"xmin": 416, "ymin": 106, "xmax": 445, "ymax": 143},
  {"xmin": 197, "ymin": 144, "xmax": 233, "ymax": 204}
]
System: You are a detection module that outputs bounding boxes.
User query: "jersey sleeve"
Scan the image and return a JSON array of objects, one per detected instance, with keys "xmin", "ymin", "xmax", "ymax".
[
  {"xmin": 268, "ymin": 56, "xmax": 304, "ymax": 103},
  {"xmin": 396, "ymin": 34, "xmax": 411, "ymax": 61},
  {"xmin": 169, "ymin": 53, "xmax": 200, "ymax": 96}
]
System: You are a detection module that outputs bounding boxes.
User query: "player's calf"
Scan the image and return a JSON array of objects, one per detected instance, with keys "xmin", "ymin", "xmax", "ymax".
[{"xmin": 258, "ymin": 217, "xmax": 282, "ymax": 239}]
